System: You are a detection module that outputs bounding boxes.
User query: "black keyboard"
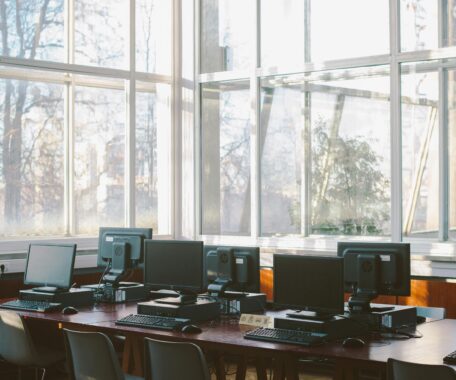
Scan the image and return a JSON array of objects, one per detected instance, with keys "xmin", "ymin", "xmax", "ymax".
[
  {"xmin": 0, "ymin": 299, "xmax": 62, "ymax": 313},
  {"xmin": 115, "ymin": 314, "xmax": 191, "ymax": 331},
  {"xmin": 244, "ymin": 327, "xmax": 328, "ymax": 346},
  {"xmin": 443, "ymin": 350, "xmax": 456, "ymax": 364}
]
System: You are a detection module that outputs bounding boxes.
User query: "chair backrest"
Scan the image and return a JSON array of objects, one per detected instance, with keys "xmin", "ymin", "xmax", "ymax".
[
  {"xmin": 144, "ymin": 338, "xmax": 210, "ymax": 380},
  {"xmin": 416, "ymin": 306, "xmax": 446, "ymax": 320},
  {"xmin": 387, "ymin": 358, "xmax": 456, "ymax": 380},
  {"xmin": 0, "ymin": 310, "xmax": 38, "ymax": 366},
  {"xmin": 64, "ymin": 329, "xmax": 125, "ymax": 380}
]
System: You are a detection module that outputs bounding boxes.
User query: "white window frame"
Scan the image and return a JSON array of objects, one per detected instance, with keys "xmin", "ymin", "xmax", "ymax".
[
  {"xmin": 0, "ymin": 0, "xmax": 181, "ymax": 269},
  {"xmin": 194, "ymin": 0, "xmax": 456, "ymax": 263}
]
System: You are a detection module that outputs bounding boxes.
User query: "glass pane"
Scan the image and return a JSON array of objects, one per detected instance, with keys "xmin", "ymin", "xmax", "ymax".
[
  {"xmin": 74, "ymin": 84, "xmax": 125, "ymax": 234},
  {"xmin": 0, "ymin": 0, "xmax": 64, "ymax": 62},
  {"xmin": 449, "ymin": 68, "xmax": 456, "ymax": 240},
  {"xmin": 136, "ymin": 0, "xmax": 172, "ymax": 74},
  {"xmin": 201, "ymin": 81, "xmax": 251, "ymax": 235},
  {"xmin": 401, "ymin": 63, "xmax": 438, "ymax": 238},
  {"xmin": 75, "ymin": 0, "xmax": 128, "ymax": 69},
  {"xmin": 201, "ymin": 0, "xmax": 254, "ymax": 73},
  {"xmin": 310, "ymin": 67, "xmax": 391, "ymax": 236},
  {"xmin": 400, "ymin": 0, "xmax": 438, "ymax": 52},
  {"xmin": 310, "ymin": 0, "xmax": 388, "ymax": 61},
  {"xmin": 136, "ymin": 83, "xmax": 171, "ymax": 234},
  {"xmin": 261, "ymin": 0, "xmax": 304, "ymax": 68},
  {"xmin": 0, "ymin": 77, "xmax": 64, "ymax": 236},
  {"xmin": 260, "ymin": 76, "xmax": 303, "ymax": 236}
]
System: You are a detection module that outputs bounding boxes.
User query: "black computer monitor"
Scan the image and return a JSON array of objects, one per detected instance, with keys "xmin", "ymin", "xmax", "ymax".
[
  {"xmin": 144, "ymin": 240, "xmax": 205, "ymax": 304},
  {"xmin": 24, "ymin": 243, "xmax": 77, "ymax": 293},
  {"xmin": 98, "ymin": 227, "xmax": 153, "ymax": 285},
  {"xmin": 273, "ymin": 254, "xmax": 345, "ymax": 320},
  {"xmin": 337, "ymin": 242, "xmax": 411, "ymax": 312},
  {"xmin": 205, "ymin": 245, "xmax": 260, "ymax": 297}
]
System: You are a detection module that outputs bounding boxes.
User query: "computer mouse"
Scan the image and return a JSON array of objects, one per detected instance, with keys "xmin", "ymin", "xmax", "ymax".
[
  {"xmin": 181, "ymin": 324, "xmax": 202, "ymax": 334},
  {"xmin": 62, "ymin": 306, "xmax": 78, "ymax": 315},
  {"xmin": 342, "ymin": 337, "xmax": 365, "ymax": 348}
]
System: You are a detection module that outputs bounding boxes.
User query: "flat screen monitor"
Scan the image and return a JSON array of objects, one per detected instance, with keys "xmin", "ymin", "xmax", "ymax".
[
  {"xmin": 24, "ymin": 243, "xmax": 76, "ymax": 293},
  {"xmin": 337, "ymin": 242, "xmax": 411, "ymax": 312},
  {"xmin": 205, "ymin": 245, "xmax": 260, "ymax": 296},
  {"xmin": 97, "ymin": 227, "xmax": 152, "ymax": 285},
  {"xmin": 274, "ymin": 254, "xmax": 345, "ymax": 319},
  {"xmin": 144, "ymin": 240, "xmax": 205, "ymax": 299}
]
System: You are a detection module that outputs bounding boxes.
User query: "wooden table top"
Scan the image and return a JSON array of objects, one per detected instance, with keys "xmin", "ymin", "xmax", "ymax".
[{"xmin": 6, "ymin": 300, "xmax": 456, "ymax": 368}]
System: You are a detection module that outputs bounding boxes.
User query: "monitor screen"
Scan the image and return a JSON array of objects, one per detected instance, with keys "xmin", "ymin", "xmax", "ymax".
[
  {"xmin": 144, "ymin": 240, "xmax": 205, "ymax": 294},
  {"xmin": 273, "ymin": 254, "xmax": 344, "ymax": 315},
  {"xmin": 337, "ymin": 242, "xmax": 410, "ymax": 297},
  {"xmin": 24, "ymin": 244, "xmax": 76, "ymax": 289},
  {"xmin": 205, "ymin": 245, "xmax": 260, "ymax": 293}
]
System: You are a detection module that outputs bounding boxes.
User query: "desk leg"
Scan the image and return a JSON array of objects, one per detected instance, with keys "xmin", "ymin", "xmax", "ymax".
[
  {"xmin": 235, "ymin": 356, "xmax": 247, "ymax": 380},
  {"xmin": 122, "ymin": 335, "xmax": 143, "ymax": 376},
  {"xmin": 255, "ymin": 358, "xmax": 268, "ymax": 380},
  {"xmin": 284, "ymin": 356, "xmax": 299, "ymax": 380},
  {"xmin": 272, "ymin": 357, "xmax": 285, "ymax": 380},
  {"xmin": 214, "ymin": 353, "xmax": 226, "ymax": 380}
]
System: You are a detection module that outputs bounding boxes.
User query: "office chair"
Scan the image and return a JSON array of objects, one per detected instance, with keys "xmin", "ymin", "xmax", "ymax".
[
  {"xmin": 144, "ymin": 338, "xmax": 210, "ymax": 380},
  {"xmin": 387, "ymin": 358, "xmax": 456, "ymax": 380},
  {"xmin": 64, "ymin": 329, "xmax": 143, "ymax": 380},
  {"xmin": 0, "ymin": 310, "xmax": 65, "ymax": 380}
]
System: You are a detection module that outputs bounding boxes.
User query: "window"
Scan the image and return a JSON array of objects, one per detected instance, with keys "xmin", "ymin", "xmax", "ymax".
[
  {"xmin": 197, "ymin": 0, "xmax": 456, "ymax": 255},
  {"xmin": 0, "ymin": 0, "xmax": 173, "ymax": 247}
]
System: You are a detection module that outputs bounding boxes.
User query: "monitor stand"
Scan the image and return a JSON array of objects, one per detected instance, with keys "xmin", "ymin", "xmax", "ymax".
[
  {"xmin": 32, "ymin": 286, "xmax": 67, "ymax": 294},
  {"xmin": 286, "ymin": 310, "xmax": 335, "ymax": 321}
]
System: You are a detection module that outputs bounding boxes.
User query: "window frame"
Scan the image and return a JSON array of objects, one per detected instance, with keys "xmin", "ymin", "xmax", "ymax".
[
  {"xmin": 194, "ymin": 0, "xmax": 456, "ymax": 260},
  {"xmin": 0, "ymin": 0, "xmax": 179, "ymax": 262}
]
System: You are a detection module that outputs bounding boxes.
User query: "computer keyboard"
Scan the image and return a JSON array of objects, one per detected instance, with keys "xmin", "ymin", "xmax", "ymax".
[
  {"xmin": 244, "ymin": 327, "xmax": 328, "ymax": 346},
  {"xmin": 115, "ymin": 314, "xmax": 191, "ymax": 331},
  {"xmin": 0, "ymin": 299, "xmax": 63, "ymax": 313},
  {"xmin": 443, "ymin": 350, "xmax": 456, "ymax": 364}
]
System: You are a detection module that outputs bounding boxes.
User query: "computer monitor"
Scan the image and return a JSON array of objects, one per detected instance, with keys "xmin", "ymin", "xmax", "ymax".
[
  {"xmin": 144, "ymin": 240, "xmax": 205, "ymax": 304},
  {"xmin": 24, "ymin": 243, "xmax": 77, "ymax": 293},
  {"xmin": 273, "ymin": 254, "xmax": 345, "ymax": 320},
  {"xmin": 205, "ymin": 245, "xmax": 260, "ymax": 297},
  {"xmin": 337, "ymin": 242, "xmax": 411, "ymax": 312},
  {"xmin": 98, "ymin": 227, "xmax": 153, "ymax": 286}
]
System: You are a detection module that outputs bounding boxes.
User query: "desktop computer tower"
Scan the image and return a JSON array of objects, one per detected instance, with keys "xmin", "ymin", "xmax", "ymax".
[
  {"xmin": 348, "ymin": 305, "xmax": 417, "ymax": 331},
  {"xmin": 217, "ymin": 292, "xmax": 267, "ymax": 314},
  {"xmin": 20, "ymin": 288, "xmax": 94, "ymax": 307},
  {"xmin": 274, "ymin": 315, "xmax": 368, "ymax": 340},
  {"xmin": 137, "ymin": 298, "xmax": 220, "ymax": 322},
  {"xmin": 81, "ymin": 283, "xmax": 148, "ymax": 303}
]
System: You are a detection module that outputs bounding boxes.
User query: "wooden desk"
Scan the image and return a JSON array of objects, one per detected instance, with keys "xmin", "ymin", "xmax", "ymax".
[{"xmin": 6, "ymin": 301, "xmax": 456, "ymax": 380}]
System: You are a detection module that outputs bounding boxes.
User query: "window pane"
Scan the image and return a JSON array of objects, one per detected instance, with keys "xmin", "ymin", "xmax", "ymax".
[
  {"xmin": 400, "ymin": 0, "xmax": 437, "ymax": 52},
  {"xmin": 401, "ymin": 63, "xmax": 438, "ymax": 238},
  {"xmin": 261, "ymin": 0, "xmax": 304, "ymax": 68},
  {"xmin": 0, "ymin": 0, "xmax": 64, "ymax": 62},
  {"xmin": 450, "ymin": 68, "xmax": 456, "ymax": 240},
  {"xmin": 74, "ymin": 84, "xmax": 125, "ymax": 234},
  {"xmin": 201, "ymin": 81, "xmax": 251, "ymax": 235},
  {"xmin": 0, "ymin": 76, "xmax": 64, "ymax": 236},
  {"xmin": 310, "ymin": 67, "xmax": 391, "ymax": 236},
  {"xmin": 136, "ymin": 83, "xmax": 171, "ymax": 234},
  {"xmin": 201, "ymin": 0, "xmax": 254, "ymax": 73},
  {"xmin": 75, "ymin": 0, "xmax": 128, "ymax": 69},
  {"xmin": 136, "ymin": 0, "xmax": 172, "ymax": 74},
  {"xmin": 310, "ymin": 0, "xmax": 388, "ymax": 61},
  {"xmin": 260, "ymin": 76, "xmax": 303, "ymax": 236}
]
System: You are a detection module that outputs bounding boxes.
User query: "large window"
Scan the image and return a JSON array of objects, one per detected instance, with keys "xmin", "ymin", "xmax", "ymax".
[
  {"xmin": 0, "ymin": 0, "xmax": 173, "ymax": 243},
  {"xmin": 198, "ymin": 0, "xmax": 456, "ymax": 253}
]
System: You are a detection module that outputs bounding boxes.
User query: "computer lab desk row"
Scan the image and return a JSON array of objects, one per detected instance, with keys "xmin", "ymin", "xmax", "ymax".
[{"xmin": 7, "ymin": 299, "xmax": 456, "ymax": 380}]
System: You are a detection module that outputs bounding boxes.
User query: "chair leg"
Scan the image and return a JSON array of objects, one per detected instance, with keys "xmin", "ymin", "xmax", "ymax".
[
  {"xmin": 17, "ymin": 367, "xmax": 22, "ymax": 380},
  {"xmin": 35, "ymin": 368, "xmax": 39, "ymax": 380},
  {"xmin": 40, "ymin": 368, "xmax": 46, "ymax": 380}
]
